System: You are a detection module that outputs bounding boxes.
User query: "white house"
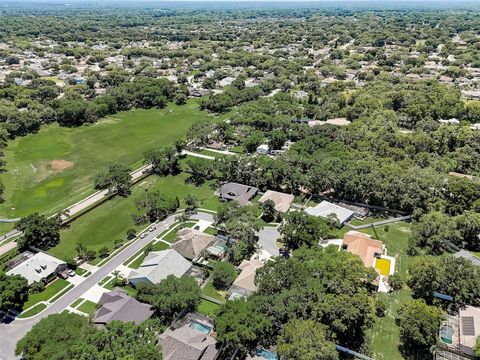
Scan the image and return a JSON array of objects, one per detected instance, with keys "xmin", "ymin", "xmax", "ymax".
[
  {"xmin": 256, "ymin": 144, "xmax": 269, "ymax": 155},
  {"xmin": 6, "ymin": 252, "xmax": 66, "ymax": 286}
]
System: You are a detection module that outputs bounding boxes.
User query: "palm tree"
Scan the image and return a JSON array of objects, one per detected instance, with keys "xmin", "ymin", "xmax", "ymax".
[{"xmin": 75, "ymin": 243, "xmax": 86, "ymax": 259}]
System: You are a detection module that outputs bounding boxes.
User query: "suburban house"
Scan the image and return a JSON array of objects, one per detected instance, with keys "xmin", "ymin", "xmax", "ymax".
[
  {"xmin": 158, "ymin": 313, "xmax": 219, "ymax": 360},
  {"xmin": 129, "ymin": 249, "xmax": 192, "ymax": 287},
  {"xmin": 304, "ymin": 200, "xmax": 355, "ymax": 227},
  {"xmin": 215, "ymin": 182, "xmax": 258, "ymax": 205},
  {"xmin": 343, "ymin": 231, "xmax": 383, "ymax": 268},
  {"xmin": 228, "ymin": 258, "xmax": 264, "ymax": 299},
  {"xmin": 172, "ymin": 228, "xmax": 216, "ymax": 261},
  {"xmin": 342, "ymin": 231, "xmax": 395, "ymax": 292},
  {"xmin": 6, "ymin": 252, "xmax": 66, "ymax": 286},
  {"xmin": 438, "ymin": 305, "xmax": 480, "ymax": 358},
  {"xmin": 93, "ymin": 289, "xmax": 153, "ymax": 326},
  {"xmin": 258, "ymin": 190, "xmax": 295, "ymax": 213},
  {"xmin": 256, "ymin": 144, "xmax": 270, "ymax": 155}
]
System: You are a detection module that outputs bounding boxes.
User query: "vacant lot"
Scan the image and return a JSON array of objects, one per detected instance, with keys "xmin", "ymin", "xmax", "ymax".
[
  {"xmin": 49, "ymin": 172, "xmax": 220, "ymax": 264},
  {"xmin": 1, "ymin": 100, "xmax": 212, "ymax": 218}
]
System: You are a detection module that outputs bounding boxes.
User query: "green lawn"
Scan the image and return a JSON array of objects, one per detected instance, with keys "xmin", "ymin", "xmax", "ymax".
[
  {"xmin": 18, "ymin": 303, "xmax": 47, "ymax": 318},
  {"xmin": 203, "ymin": 227, "xmax": 218, "ymax": 236},
  {"xmin": 0, "ymin": 99, "xmax": 214, "ymax": 218},
  {"xmin": 77, "ymin": 300, "xmax": 97, "ymax": 315},
  {"xmin": 75, "ymin": 268, "xmax": 88, "ymax": 276},
  {"xmin": 198, "ymin": 299, "xmax": 220, "ymax": 318},
  {"xmin": 104, "ymin": 282, "xmax": 138, "ymax": 297},
  {"xmin": 363, "ymin": 221, "xmax": 414, "ymax": 360},
  {"xmin": 22, "ymin": 278, "xmax": 70, "ymax": 311},
  {"xmin": 70, "ymin": 298, "xmax": 83, "ymax": 308},
  {"xmin": 202, "ymin": 280, "xmax": 227, "ymax": 301}
]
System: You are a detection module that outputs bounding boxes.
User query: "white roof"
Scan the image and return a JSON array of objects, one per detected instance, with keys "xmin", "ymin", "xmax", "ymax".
[
  {"xmin": 6, "ymin": 252, "xmax": 65, "ymax": 285},
  {"xmin": 304, "ymin": 200, "xmax": 354, "ymax": 225},
  {"xmin": 129, "ymin": 249, "xmax": 191, "ymax": 285}
]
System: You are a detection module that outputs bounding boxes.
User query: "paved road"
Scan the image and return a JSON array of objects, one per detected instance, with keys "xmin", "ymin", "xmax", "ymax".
[
  {"xmin": 0, "ymin": 164, "xmax": 152, "ymax": 256},
  {"xmin": 0, "ymin": 212, "xmax": 175, "ymax": 360}
]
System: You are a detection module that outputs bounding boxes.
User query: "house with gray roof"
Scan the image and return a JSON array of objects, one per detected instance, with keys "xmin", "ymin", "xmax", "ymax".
[
  {"xmin": 6, "ymin": 252, "xmax": 66, "ymax": 286},
  {"xmin": 129, "ymin": 249, "xmax": 192, "ymax": 287},
  {"xmin": 304, "ymin": 200, "xmax": 354, "ymax": 227},
  {"xmin": 93, "ymin": 289, "xmax": 153, "ymax": 326},
  {"xmin": 215, "ymin": 182, "xmax": 258, "ymax": 205}
]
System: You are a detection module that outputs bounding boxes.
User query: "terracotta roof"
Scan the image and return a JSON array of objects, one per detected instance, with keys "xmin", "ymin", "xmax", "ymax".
[{"xmin": 343, "ymin": 231, "xmax": 383, "ymax": 267}]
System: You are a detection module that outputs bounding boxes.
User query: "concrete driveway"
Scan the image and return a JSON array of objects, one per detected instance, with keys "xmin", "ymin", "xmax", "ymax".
[
  {"xmin": 0, "ymin": 212, "xmax": 177, "ymax": 360},
  {"xmin": 256, "ymin": 226, "xmax": 281, "ymax": 256}
]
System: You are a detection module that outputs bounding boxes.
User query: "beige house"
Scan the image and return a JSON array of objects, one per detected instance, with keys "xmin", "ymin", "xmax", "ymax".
[
  {"xmin": 228, "ymin": 259, "xmax": 264, "ymax": 299},
  {"xmin": 172, "ymin": 228, "xmax": 216, "ymax": 260},
  {"xmin": 258, "ymin": 190, "xmax": 294, "ymax": 213}
]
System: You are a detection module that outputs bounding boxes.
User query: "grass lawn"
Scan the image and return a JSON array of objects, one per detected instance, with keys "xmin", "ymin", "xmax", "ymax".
[
  {"xmin": 77, "ymin": 300, "xmax": 97, "ymax": 315},
  {"xmin": 75, "ymin": 268, "xmax": 88, "ymax": 276},
  {"xmin": 18, "ymin": 303, "xmax": 47, "ymax": 318},
  {"xmin": 104, "ymin": 281, "xmax": 138, "ymax": 297},
  {"xmin": 22, "ymin": 278, "xmax": 70, "ymax": 311},
  {"xmin": 363, "ymin": 221, "xmax": 414, "ymax": 360},
  {"xmin": 203, "ymin": 227, "xmax": 218, "ymax": 236},
  {"xmin": 48, "ymin": 172, "xmax": 220, "ymax": 265},
  {"xmin": 202, "ymin": 280, "xmax": 226, "ymax": 301},
  {"xmin": 70, "ymin": 298, "xmax": 83, "ymax": 308},
  {"xmin": 128, "ymin": 241, "xmax": 170, "ymax": 269},
  {"xmin": 198, "ymin": 299, "xmax": 220, "ymax": 318},
  {"xmin": 0, "ymin": 99, "xmax": 216, "ymax": 218}
]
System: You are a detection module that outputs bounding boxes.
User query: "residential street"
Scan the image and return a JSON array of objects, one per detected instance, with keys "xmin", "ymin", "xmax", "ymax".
[{"xmin": 0, "ymin": 211, "xmax": 186, "ymax": 360}]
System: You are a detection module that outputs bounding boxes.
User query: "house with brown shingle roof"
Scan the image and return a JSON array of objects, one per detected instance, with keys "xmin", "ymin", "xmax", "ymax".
[{"xmin": 93, "ymin": 289, "xmax": 153, "ymax": 326}]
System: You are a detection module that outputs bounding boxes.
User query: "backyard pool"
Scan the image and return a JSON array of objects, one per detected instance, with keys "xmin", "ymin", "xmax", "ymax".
[
  {"xmin": 375, "ymin": 258, "xmax": 391, "ymax": 276},
  {"xmin": 255, "ymin": 348, "xmax": 278, "ymax": 360},
  {"xmin": 440, "ymin": 325, "xmax": 454, "ymax": 345},
  {"xmin": 189, "ymin": 321, "xmax": 212, "ymax": 334}
]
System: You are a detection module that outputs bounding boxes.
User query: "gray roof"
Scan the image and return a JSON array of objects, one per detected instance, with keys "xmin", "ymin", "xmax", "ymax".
[
  {"xmin": 217, "ymin": 182, "xmax": 258, "ymax": 205},
  {"xmin": 6, "ymin": 252, "xmax": 65, "ymax": 285},
  {"xmin": 454, "ymin": 250, "xmax": 480, "ymax": 267},
  {"xmin": 129, "ymin": 249, "xmax": 192, "ymax": 285},
  {"xmin": 94, "ymin": 289, "xmax": 153, "ymax": 325},
  {"xmin": 304, "ymin": 200, "xmax": 354, "ymax": 225},
  {"xmin": 159, "ymin": 325, "xmax": 218, "ymax": 360}
]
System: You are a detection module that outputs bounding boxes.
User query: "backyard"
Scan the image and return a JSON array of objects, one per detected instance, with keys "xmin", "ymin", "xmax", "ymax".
[{"xmin": 0, "ymin": 99, "xmax": 215, "ymax": 219}]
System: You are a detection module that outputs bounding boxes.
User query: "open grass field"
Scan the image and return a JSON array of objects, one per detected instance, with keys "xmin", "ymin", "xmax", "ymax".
[
  {"xmin": 48, "ymin": 172, "xmax": 220, "ymax": 264},
  {"xmin": 0, "ymin": 99, "xmax": 214, "ymax": 219}
]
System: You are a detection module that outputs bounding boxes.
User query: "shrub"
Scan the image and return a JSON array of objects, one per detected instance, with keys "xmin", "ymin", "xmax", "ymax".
[
  {"xmin": 375, "ymin": 299, "xmax": 387, "ymax": 317},
  {"xmin": 65, "ymin": 258, "xmax": 77, "ymax": 270},
  {"xmin": 99, "ymin": 247, "xmax": 109, "ymax": 258},
  {"xmin": 85, "ymin": 250, "xmax": 96, "ymax": 260},
  {"xmin": 30, "ymin": 281, "xmax": 45, "ymax": 294},
  {"xmin": 388, "ymin": 273, "xmax": 403, "ymax": 291}
]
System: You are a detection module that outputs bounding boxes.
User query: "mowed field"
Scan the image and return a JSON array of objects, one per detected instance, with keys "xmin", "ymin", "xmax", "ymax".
[{"xmin": 0, "ymin": 100, "xmax": 210, "ymax": 219}]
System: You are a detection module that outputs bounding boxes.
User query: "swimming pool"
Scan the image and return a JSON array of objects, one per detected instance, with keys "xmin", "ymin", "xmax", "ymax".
[
  {"xmin": 189, "ymin": 321, "xmax": 212, "ymax": 334},
  {"xmin": 256, "ymin": 348, "xmax": 278, "ymax": 360},
  {"xmin": 440, "ymin": 325, "xmax": 454, "ymax": 345}
]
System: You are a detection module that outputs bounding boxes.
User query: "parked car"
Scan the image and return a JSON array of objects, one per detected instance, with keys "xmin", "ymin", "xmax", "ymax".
[
  {"xmin": 149, "ymin": 225, "xmax": 156, "ymax": 232},
  {"xmin": 194, "ymin": 225, "xmax": 200, "ymax": 230},
  {"xmin": 58, "ymin": 271, "xmax": 69, "ymax": 279},
  {"xmin": 66, "ymin": 269, "xmax": 75, "ymax": 277},
  {"xmin": 140, "ymin": 233, "xmax": 148, "ymax": 239}
]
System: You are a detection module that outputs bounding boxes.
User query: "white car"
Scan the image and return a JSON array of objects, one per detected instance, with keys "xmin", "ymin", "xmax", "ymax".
[
  {"xmin": 149, "ymin": 225, "xmax": 156, "ymax": 232},
  {"xmin": 66, "ymin": 269, "xmax": 75, "ymax": 277},
  {"xmin": 140, "ymin": 233, "xmax": 148, "ymax": 239}
]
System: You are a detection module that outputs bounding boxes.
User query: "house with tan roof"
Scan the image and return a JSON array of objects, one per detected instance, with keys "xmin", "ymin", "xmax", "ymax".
[
  {"xmin": 172, "ymin": 228, "xmax": 216, "ymax": 261},
  {"xmin": 228, "ymin": 258, "xmax": 264, "ymax": 299},
  {"xmin": 342, "ymin": 231, "xmax": 383, "ymax": 268},
  {"xmin": 258, "ymin": 190, "xmax": 294, "ymax": 213}
]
